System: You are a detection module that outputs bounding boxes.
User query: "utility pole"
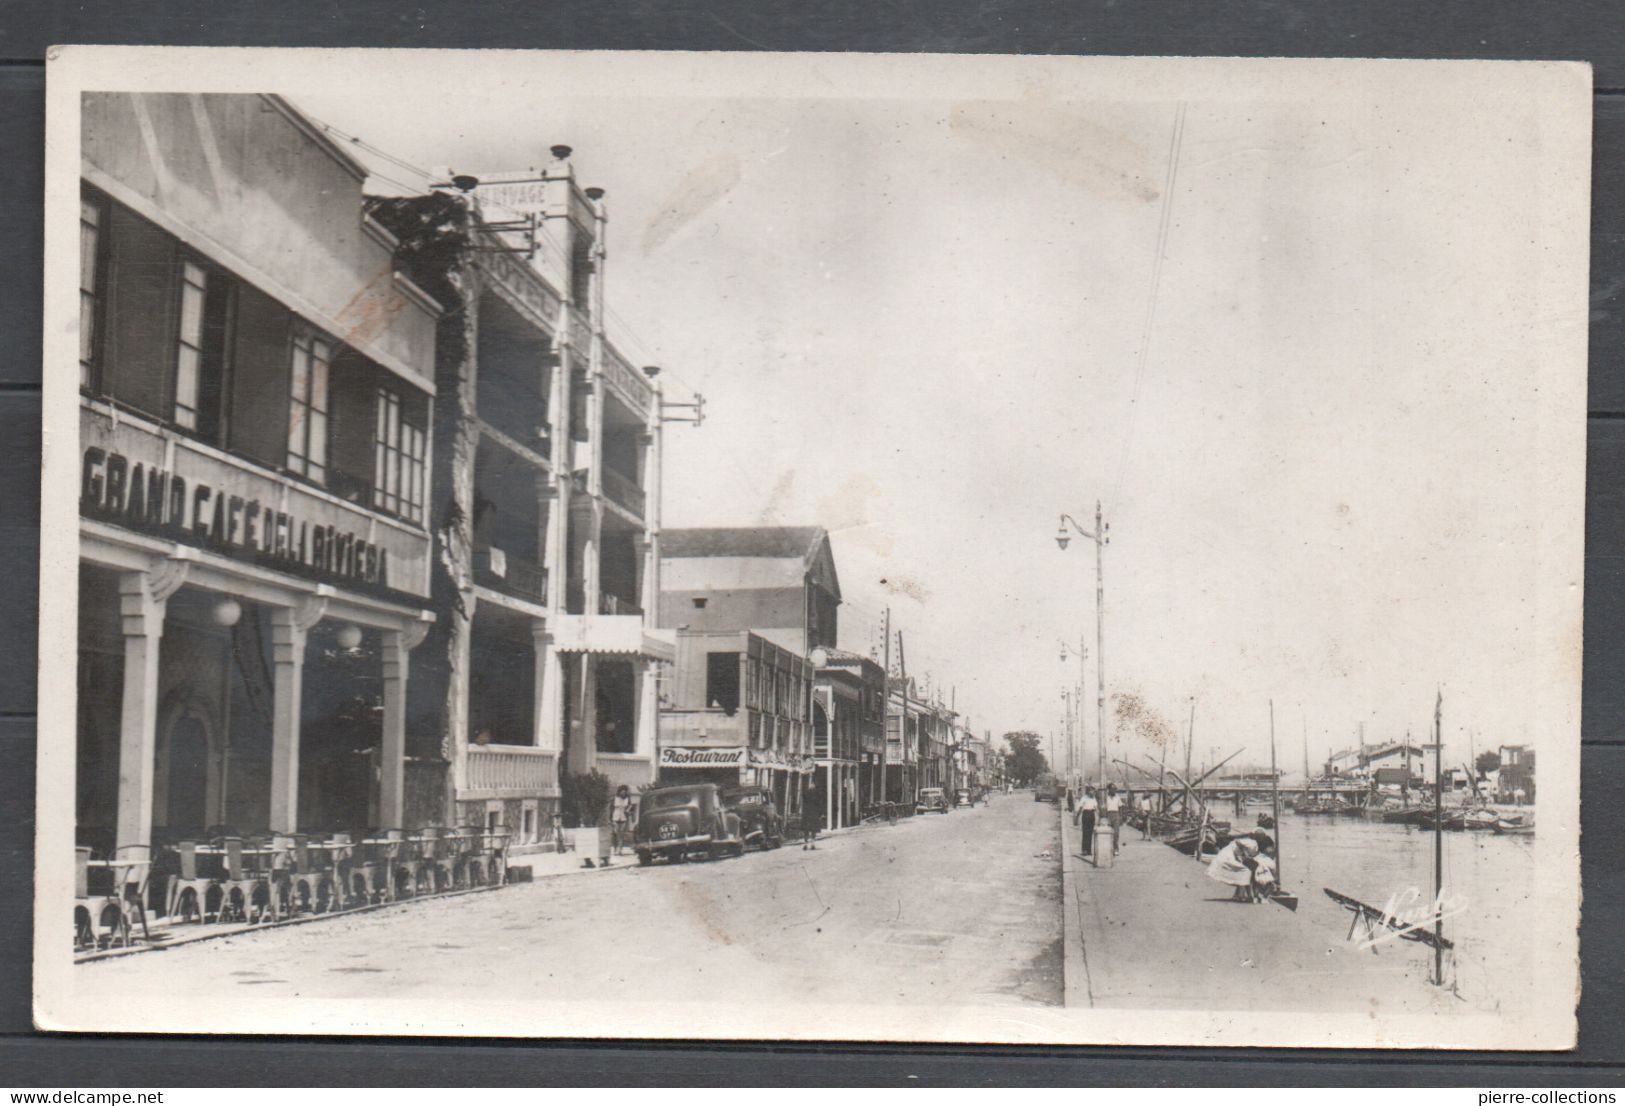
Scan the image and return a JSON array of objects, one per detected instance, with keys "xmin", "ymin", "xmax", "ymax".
[
  {"xmin": 1056, "ymin": 501, "xmax": 1111, "ymax": 867},
  {"xmin": 879, "ymin": 607, "xmax": 891, "ymax": 811}
]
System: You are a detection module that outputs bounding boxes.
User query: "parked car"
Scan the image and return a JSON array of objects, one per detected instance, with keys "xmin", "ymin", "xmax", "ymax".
[
  {"xmin": 721, "ymin": 785, "xmax": 785, "ymax": 850},
  {"xmin": 916, "ymin": 787, "xmax": 951, "ymax": 815},
  {"xmin": 634, "ymin": 783, "xmax": 745, "ymax": 865}
]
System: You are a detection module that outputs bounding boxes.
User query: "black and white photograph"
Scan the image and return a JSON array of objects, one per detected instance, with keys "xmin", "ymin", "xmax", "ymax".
[{"xmin": 34, "ymin": 47, "xmax": 1589, "ymax": 1048}]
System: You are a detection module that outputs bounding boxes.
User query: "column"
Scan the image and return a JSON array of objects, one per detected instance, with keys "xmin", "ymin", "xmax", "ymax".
[
  {"xmin": 115, "ymin": 561, "xmax": 186, "ymax": 850},
  {"xmin": 634, "ymin": 656, "xmax": 659, "ymax": 770},
  {"xmin": 269, "ymin": 596, "xmax": 325, "ymax": 833},
  {"xmin": 379, "ymin": 622, "xmax": 429, "ymax": 830}
]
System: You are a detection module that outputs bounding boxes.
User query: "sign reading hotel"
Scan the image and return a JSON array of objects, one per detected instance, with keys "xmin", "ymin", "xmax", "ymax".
[{"xmin": 79, "ymin": 405, "xmax": 429, "ymax": 598}]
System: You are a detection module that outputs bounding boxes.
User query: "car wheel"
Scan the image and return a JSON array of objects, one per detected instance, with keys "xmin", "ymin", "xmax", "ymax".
[{"xmin": 636, "ymin": 850, "xmax": 652, "ymax": 867}]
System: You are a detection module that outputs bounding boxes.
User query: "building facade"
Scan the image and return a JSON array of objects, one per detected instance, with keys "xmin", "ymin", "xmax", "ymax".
[
  {"xmin": 76, "ymin": 93, "xmax": 442, "ymax": 853},
  {"xmin": 813, "ymin": 649, "xmax": 885, "ymax": 828},
  {"xmin": 370, "ymin": 149, "xmax": 672, "ymax": 838},
  {"xmin": 658, "ymin": 527, "xmax": 841, "ymax": 657},
  {"xmin": 655, "ymin": 629, "xmax": 813, "ymax": 810}
]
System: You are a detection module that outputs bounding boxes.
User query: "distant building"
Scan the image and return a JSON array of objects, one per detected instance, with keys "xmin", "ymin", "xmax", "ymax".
[
  {"xmin": 1497, "ymin": 744, "xmax": 1536, "ymax": 804},
  {"xmin": 813, "ymin": 648, "xmax": 885, "ymax": 830}
]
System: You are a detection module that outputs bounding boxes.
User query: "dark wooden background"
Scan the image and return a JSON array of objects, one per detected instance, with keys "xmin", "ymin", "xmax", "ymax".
[{"xmin": 0, "ymin": 2, "xmax": 1621, "ymax": 1085}]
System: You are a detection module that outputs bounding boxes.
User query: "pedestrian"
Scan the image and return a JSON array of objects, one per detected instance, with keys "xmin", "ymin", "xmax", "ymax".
[
  {"xmin": 1077, "ymin": 785, "xmax": 1098, "ymax": 845},
  {"xmin": 611, "ymin": 784, "xmax": 633, "ymax": 856},
  {"xmin": 800, "ymin": 795, "xmax": 821, "ymax": 849},
  {"xmin": 1105, "ymin": 784, "xmax": 1124, "ymax": 854}
]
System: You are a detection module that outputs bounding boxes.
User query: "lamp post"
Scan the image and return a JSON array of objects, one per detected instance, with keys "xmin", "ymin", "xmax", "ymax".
[{"xmin": 1057, "ymin": 501, "xmax": 1114, "ymax": 869}]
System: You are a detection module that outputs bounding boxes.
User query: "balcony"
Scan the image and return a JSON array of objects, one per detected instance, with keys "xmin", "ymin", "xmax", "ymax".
[
  {"xmin": 463, "ymin": 746, "xmax": 557, "ymax": 799},
  {"xmin": 600, "ymin": 465, "xmax": 646, "ymax": 519},
  {"xmin": 473, "ymin": 546, "xmax": 548, "ymax": 605},
  {"xmin": 599, "ymin": 591, "xmax": 642, "ymax": 617}
]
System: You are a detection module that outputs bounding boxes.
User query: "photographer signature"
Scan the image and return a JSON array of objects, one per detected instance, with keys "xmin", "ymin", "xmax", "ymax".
[{"xmin": 1355, "ymin": 886, "xmax": 1470, "ymax": 951}]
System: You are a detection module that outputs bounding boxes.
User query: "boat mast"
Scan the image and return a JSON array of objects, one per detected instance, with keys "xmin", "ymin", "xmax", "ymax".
[
  {"xmin": 1271, "ymin": 700, "xmax": 1281, "ymax": 887},
  {"xmin": 1433, "ymin": 690, "xmax": 1444, "ymax": 986},
  {"xmin": 1184, "ymin": 698, "xmax": 1196, "ymax": 821}
]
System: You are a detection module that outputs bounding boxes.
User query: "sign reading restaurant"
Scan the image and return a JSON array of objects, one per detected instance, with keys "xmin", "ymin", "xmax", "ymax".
[
  {"xmin": 659, "ymin": 746, "xmax": 747, "ymax": 768},
  {"xmin": 79, "ymin": 405, "xmax": 429, "ymax": 597}
]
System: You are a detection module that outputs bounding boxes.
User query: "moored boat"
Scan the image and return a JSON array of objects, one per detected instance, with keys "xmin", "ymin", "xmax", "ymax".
[{"xmin": 1492, "ymin": 812, "xmax": 1535, "ymax": 835}]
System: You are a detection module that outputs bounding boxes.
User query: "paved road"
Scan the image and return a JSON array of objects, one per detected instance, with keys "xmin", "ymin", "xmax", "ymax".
[{"xmin": 81, "ymin": 793, "xmax": 1062, "ymax": 1012}]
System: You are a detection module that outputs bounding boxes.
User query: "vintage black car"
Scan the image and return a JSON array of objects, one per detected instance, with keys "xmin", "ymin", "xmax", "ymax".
[
  {"xmin": 721, "ymin": 785, "xmax": 785, "ymax": 850},
  {"xmin": 634, "ymin": 783, "xmax": 745, "ymax": 865},
  {"xmin": 916, "ymin": 787, "xmax": 951, "ymax": 815}
]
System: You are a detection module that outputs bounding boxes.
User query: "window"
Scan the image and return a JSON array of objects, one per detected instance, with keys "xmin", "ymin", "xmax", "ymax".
[
  {"xmin": 79, "ymin": 196, "xmax": 104, "ymax": 390},
  {"xmin": 373, "ymin": 387, "xmax": 427, "ymax": 523},
  {"xmin": 287, "ymin": 328, "xmax": 331, "ymax": 482},
  {"xmin": 705, "ymin": 652, "xmax": 740, "ymax": 714},
  {"xmin": 172, "ymin": 262, "xmax": 208, "ymax": 428}
]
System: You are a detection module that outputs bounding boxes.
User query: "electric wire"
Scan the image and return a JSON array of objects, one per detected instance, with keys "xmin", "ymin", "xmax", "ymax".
[{"xmin": 1110, "ymin": 101, "xmax": 1187, "ymax": 509}]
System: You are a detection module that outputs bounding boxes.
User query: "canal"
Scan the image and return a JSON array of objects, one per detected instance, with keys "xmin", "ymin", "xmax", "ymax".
[{"xmin": 1257, "ymin": 808, "xmax": 1537, "ymax": 1013}]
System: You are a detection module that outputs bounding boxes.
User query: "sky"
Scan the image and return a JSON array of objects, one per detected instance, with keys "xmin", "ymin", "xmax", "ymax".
[{"xmin": 299, "ymin": 58, "xmax": 1583, "ymax": 779}]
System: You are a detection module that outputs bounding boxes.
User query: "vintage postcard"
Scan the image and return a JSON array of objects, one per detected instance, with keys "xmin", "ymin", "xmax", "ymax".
[{"xmin": 35, "ymin": 47, "xmax": 1589, "ymax": 1048}]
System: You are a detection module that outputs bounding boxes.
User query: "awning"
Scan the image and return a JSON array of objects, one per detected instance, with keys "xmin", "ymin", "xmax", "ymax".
[{"xmin": 551, "ymin": 616, "xmax": 675, "ymax": 662}]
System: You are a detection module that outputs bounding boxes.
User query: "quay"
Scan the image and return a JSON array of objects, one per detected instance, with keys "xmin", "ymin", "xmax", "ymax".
[{"xmin": 1060, "ymin": 808, "xmax": 1454, "ymax": 1014}]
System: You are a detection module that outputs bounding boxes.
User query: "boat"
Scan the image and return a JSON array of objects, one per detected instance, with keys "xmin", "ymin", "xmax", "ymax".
[
  {"xmin": 1292, "ymin": 796, "xmax": 1345, "ymax": 815},
  {"xmin": 1492, "ymin": 812, "xmax": 1535, "ymax": 835},
  {"xmin": 1462, "ymin": 807, "xmax": 1501, "ymax": 831}
]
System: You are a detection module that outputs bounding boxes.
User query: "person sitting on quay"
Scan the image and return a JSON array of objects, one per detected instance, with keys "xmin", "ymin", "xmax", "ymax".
[{"xmin": 1205, "ymin": 830, "xmax": 1277, "ymax": 903}]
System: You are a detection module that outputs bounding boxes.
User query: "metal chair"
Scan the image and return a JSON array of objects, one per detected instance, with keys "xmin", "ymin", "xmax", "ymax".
[
  {"xmin": 285, "ymin": 834, "xmax": 339, "ymax": 915},
  {"xmin": 216, "ymin": 837, "xmax": 275, "ymax": 924},
  {"xmin": 164, "ymin": 841, "xmax": 223, "ymax": 923},
  {"xmin": 75, "ymin": 845, "xmax": 152, "ymax": 950}
]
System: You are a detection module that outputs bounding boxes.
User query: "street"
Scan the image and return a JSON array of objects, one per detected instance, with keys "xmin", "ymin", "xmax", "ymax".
[{"xmin": 80, "ymin": 793, "xmax": 1061, "ymax": 1011}]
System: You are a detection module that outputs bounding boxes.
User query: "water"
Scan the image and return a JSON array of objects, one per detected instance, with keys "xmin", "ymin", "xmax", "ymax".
[{"xmin": 1255, "ymin": 807, "xmax": 1535, "ymax": 1012}]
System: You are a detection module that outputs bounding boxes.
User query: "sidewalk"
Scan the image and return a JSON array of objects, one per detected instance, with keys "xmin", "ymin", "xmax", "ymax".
[{"xmin": 1060, "ymin": 807, "xmax": 1453, "ymax": 1013}]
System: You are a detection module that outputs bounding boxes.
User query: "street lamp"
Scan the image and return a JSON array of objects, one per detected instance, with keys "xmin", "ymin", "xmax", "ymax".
[{"xmin": 1057, "ymin": 501, "xmax": 1114, "ymax": 868}]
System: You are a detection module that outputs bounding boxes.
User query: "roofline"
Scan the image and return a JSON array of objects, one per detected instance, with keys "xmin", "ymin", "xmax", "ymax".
[{"xmin": 260, "ymin": 95, "xmax": 372, "ymax": 184}]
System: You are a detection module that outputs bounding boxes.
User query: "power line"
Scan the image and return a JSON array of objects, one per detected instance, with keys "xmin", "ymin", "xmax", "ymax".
[{"xmin": 1111, "ymin": 101, "xmax": 1187, "ymax": 508}]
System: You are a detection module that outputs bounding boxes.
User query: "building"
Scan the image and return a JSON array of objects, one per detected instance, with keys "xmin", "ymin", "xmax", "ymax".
[
  {"xmin": 369, "ymin": 148, "xmax": 673, "ymax": 838},
  {"xmin": 811, "ymin": 648, "xmax": 884, "ymax": 829},
  {"xmin": 1325, "ymin": 739, "xmax": 1425, "ymax": 785},
  {"xmin": 1497, "ymin": 744, "xmax": 1536, "ymax": 804},
  {"xmin": 656, "ymin": 526, "xmax": 841, "ymax": 813},
  {"xmin": 75, "ymin": 93, "xmax": 442, "ymax": 853},
  {"xmin": 655, "ymin": 629, "xmax": 812, "ymax": 810},
  {"xmin": 815, "ymin": 648, "xmax": 886, "ymax": 824},
  {"xmin": 658, "ymin": 526, "xmax": 841, "ymax": 656}
]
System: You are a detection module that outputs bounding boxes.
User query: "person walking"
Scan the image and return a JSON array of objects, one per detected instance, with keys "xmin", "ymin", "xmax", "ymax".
[
  {"xmin": 800, "ymin": 795, "xmax": 822, "ymax": 850},
  {"xmin": 1105, "ymin": 784, "xmax": 1125, "ymax": 854},
  {"xmin": 1077, "ymin": 785, "xmax": 1099, "ymax": 847}
]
